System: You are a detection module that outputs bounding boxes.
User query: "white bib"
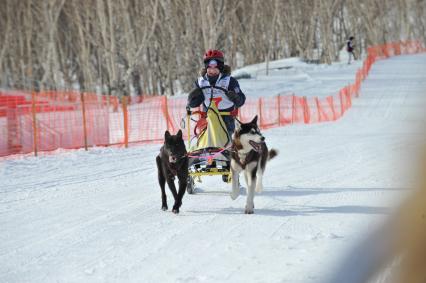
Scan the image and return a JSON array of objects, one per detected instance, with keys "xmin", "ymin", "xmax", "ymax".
[{"xmin": 197, "ymin": 75, "xmax": 234, "ymax": 110}]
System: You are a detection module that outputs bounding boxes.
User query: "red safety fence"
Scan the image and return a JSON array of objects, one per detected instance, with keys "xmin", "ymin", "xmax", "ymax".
[{"xmin": 1, "ymin": 40, "xmax": 425, "ymax": 157}]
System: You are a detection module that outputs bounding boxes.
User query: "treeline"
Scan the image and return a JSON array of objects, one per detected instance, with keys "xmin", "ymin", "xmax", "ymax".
[{"xmin": 0, "ymin": 0, "xmax": 425, "ymax": 96}]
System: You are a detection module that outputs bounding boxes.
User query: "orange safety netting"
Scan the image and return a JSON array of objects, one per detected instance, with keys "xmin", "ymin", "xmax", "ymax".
[{"xmin": 1, "ymin": 40, "xmax": 425, "ymax": 157}]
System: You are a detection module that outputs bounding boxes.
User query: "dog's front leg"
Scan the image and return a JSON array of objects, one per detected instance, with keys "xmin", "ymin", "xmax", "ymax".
[
  {"xmin": 230, "ymin": 170, "xmax": 240, "ymax": 200},
  {"xmin": 255, "ymin": 163, "xmax": 264, "ymax": 193},
  {"xmin": 166, "ymin": 177, "xmax": 178, "ymax": 209},
  {"xmin": 230, "ymin": 161, "xmax": 242, "ymax": 200},
  {"xmin": 156, "ymin": 156, "xmax": 168, "ymax": 211},
  {"xmin": 244, "ymin": 163, "xmax": 257, "ymax": 214},
  {"xmin": 172, "ymin": 174, "xmax": 187, "ymax": 214}
]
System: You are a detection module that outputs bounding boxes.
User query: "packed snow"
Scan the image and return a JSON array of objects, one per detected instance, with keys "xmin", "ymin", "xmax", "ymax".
[
  {"xmin": 1, "ymin": 54, "xmax": 425, "ymax": 283},
  {"xmin": 233, "ymin": 55, "xmax": 363, "ymax": 98}
]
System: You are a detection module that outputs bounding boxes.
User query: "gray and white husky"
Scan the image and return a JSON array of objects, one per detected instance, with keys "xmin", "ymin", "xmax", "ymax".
[{"xmin": 230, "ymin": 116, "xmax": 278, "ymax": 214}]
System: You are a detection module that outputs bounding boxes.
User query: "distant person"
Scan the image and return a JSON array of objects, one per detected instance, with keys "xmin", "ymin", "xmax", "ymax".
[
  {"xmin": 347, "ymin": 36, "xmax": 357, "ymax": 64},
  {"xmin": 187, "ymin": 49, "xmax": 246, "ymax": 137}
]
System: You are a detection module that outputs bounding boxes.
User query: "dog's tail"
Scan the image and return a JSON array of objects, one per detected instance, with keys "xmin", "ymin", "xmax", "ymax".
[{"xmin": 268, "ymin": 149, "xmax": 278, "ymax": 161}]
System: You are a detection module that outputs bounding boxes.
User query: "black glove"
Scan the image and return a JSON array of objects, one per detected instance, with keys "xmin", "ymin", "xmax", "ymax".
[{"xmin": 225, "ymin": 90, "xmax": 240, "ymax": 103}]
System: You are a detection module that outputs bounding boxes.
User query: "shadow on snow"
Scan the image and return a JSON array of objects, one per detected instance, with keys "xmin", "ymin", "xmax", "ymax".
[{"xmin": 186, "ymin": 185, "xmax": 405, "ymax": 216}]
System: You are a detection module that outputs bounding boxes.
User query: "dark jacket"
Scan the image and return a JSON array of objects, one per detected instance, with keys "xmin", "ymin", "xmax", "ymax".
[{"xmin": 347, "ymin": 40, "xmax": 354, "ymax": 52}]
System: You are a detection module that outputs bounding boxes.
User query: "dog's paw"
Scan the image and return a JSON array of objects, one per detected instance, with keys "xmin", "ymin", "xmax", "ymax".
[
  {"xmin": 172, "ymin": 202, "xmax": 181, "ymax": 214},
  {"xmin": 245, "ymin": 204, "xmax": 254, "ymax": 214},
  {"xmin": 161, "ymin": 204, "xmax": 168, "ymax": 211},
  {"xmin": 230, "ymin": 187, "xmax": 240, "ymax": 200}
]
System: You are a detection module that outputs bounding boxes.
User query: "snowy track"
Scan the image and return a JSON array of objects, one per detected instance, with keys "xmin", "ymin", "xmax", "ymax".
[{"xmin": 1, "ymin": 54, "xmax": 426, "ymax": 283}]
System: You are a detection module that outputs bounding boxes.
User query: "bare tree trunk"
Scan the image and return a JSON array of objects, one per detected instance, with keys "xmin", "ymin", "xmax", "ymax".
[{"xmin": 1, "ymin": 0, "xmax": 425, "ymax": 94}]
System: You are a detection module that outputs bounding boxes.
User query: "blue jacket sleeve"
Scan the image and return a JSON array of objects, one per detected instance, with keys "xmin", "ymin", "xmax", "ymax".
[
  {"xmin": 187, "ymin": 81, "xmax": 204, "ymax": 108},
  {"xmin": 228, "ymin": 77, "xmax": 246, "ymax": 108}
]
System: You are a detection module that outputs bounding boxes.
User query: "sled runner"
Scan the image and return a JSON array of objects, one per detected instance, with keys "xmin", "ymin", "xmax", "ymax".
[{"xmin": 184, "ymin": 99, "xmax": 236, "ymax": 194}]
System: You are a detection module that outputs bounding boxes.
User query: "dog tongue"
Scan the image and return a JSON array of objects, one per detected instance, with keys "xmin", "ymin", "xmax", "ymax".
[{"xmin": 249, "ymin": 141, "xmax": 261, "ymax": 152}]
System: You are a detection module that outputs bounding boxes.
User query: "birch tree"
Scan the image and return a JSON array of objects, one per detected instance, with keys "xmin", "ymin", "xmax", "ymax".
[{"xmin": 0, "ymin": 0, "xmax": 425, "ymax": 94}]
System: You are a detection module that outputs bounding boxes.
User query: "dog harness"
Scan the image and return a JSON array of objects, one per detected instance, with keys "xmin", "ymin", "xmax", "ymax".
[{"xmin": 231, "ymin": 142, "xmax": 261, "ymax": 169}]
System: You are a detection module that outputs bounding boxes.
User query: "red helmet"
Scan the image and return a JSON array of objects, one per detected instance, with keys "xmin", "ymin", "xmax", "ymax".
[{"xmin": 203, "ymin": 49, "xmax": 224, "ymax": 63}]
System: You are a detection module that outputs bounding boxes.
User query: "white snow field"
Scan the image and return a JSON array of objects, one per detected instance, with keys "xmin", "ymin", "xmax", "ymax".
[{"xmin": 1, "ymin": 54, "xmax": 426, "ymax": 283}]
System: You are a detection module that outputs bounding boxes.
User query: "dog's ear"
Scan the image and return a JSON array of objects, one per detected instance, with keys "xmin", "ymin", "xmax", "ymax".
[
  {"xmin": 251, "ymin": 115, "xmax": 258, "ymax": 125},
  {"xmin": 165, "ymin": 130, "xmax": 171, "ymax": 141},
  {"xmin": 177, "ymin": 129, "xmax": 182, "ymax": 139}
]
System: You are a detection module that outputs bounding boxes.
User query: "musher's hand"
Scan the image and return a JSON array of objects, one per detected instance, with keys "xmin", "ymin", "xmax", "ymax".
[{"xmin": 225, "ymin": 90, "xmax": 240, "ymax": 103}]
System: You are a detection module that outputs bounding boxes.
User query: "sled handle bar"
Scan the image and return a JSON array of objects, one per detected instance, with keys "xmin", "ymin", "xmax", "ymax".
[{"xmin": 186, "ymin": 109, "xmax": 233, "ymax": 116}]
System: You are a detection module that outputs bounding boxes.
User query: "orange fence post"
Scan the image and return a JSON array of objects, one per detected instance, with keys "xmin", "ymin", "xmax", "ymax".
[
  {"xmin": 277, "ymin": 94, "xmax": 281, "ymax": 126},
  {"xmin": 80, "ymin": 92, "xmax": 88, "ymax": 151},
  {"xmin": 31, "ymin": 91, "xmax": 38, "ymax": 156},
  {"xmin": 327, "ymin": 96, "xmax": 337, "ymax": 121},
  {"xmin": 258, "ymin": 97, "xmax": 263, "ymax": 127},
  {"xmin": 302, "ymin": 96, "xmax": 310, "ymax": 124},
  {"xmin": 315, "ymin": 97, "xmax": 321, "ymax": 122},
  {"xmin": 163, "ymin": 96, "xmax": 170, "ymax": 132},
  {"xmin": 122, "ymin": 95, "xmax": 129, "ymax": 148},
  {"xmin": 346, "ymin": 86, "xmax": 352, "ymax": 108}
]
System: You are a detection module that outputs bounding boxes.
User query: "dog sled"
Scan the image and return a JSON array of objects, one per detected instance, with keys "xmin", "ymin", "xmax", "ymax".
[{"xmin": 184, "ymin": 99, "xmax": 236, "ymax": 194}]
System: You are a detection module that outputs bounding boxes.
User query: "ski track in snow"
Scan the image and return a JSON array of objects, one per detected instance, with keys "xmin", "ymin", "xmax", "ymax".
[{"xmin": 1, "ymin": 54, "xmax": 426, "ymax": 283}]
